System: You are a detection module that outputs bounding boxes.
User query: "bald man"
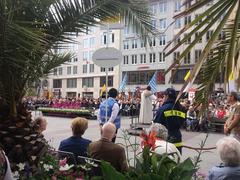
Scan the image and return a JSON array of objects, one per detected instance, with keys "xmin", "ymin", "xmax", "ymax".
[{"xmin": 88, "ymin": 123, "xmax": 128, "ymax": 172}]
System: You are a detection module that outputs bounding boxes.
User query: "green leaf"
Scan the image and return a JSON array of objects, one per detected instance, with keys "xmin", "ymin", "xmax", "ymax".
[{"xmin": 101, "ymin": 161, "xmax": 125, "ymax": 180}]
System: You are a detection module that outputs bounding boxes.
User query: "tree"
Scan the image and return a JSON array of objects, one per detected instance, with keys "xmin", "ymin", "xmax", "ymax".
[
  {"xmin": 165, "ymin": 0, "xmax": 240, "ymax": 107},
  {"xmin": 0, "ymin": 0, "xmax": 153, "ymax": 172}
]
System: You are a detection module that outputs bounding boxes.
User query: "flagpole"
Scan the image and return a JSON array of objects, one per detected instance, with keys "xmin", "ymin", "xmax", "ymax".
[{"xmin": 105, "ymin": 23, "xmax": 110, "ymax": 122}]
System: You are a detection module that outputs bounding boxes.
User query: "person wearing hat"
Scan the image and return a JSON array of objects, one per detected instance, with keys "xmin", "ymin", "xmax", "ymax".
[
  {"xmin": 98, "ymin": 88, "xmax": 120, "ymax": 143},
  {"xmin": 153, "ymin": 88, "xmax": 186, "ymax": 153},
  {"xmin": 224, "ymin": 91, "xmax": 240, "ymax": 141}
]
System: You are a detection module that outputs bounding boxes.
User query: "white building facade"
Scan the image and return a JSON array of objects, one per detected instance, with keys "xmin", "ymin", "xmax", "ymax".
[
  {"xmin": 47, "ymin": 0, "xmax": 223, "ymax": 98},
  {"xmin": 47, "ymin": 26, "xmax": 121, "ymax": 99},
  {"xmin": 120, "ymin": 0, "xmax": 221, "ymax": 93}
]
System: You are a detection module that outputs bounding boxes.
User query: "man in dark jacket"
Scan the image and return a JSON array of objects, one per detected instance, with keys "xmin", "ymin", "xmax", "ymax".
[
  {"xmin": 153, "ymin": 88, "xmax": 186, "ymax": 153},
  {"xmin": 89, "ymin": 122, "xmax": 128, "ymax": 172}
]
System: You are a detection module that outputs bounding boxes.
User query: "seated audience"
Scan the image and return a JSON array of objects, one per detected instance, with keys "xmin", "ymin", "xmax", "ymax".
[
  {"xmin": 186, "ymin": 106, "xmax": 198, "ymax": 131},
  {"xmin": 150, "ymin": 123, "xmax": 181, "ymax": 162},
  {"xmin": 33, "ymin": 117, "xmax": 47, "ymax": 134},
  {"xmin": 207, "ymin": 137, "xmax": 240, "ymax": 180},
  {"xmin": 0, "ymin": 147, "xmax": 13, "ymax": 180},
  {"xmin": 215, "ymin": 105, "xmax": 226, "ymax": 120},
  {"xmin": 88, "ymin": 122, "xmax": 128, "ymax": 172},
  {"xmin": 58, "ymin": 117, "xmax": 91, "ymax": 159}
]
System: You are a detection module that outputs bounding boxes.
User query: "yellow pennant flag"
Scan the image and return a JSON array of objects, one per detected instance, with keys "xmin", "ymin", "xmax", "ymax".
[
  {"xmin": 184, "ymin": 70, "xmax": 191, "ymax": 81},
  {"xmin": 100, "ymin": 84, "xmax": 106, "ymax": 97},
  {"xmin": 229, "ymin": 70, "xmax": 234, "ymax": 81}
]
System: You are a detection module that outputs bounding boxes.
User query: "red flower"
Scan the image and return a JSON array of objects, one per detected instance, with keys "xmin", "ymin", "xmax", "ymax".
[{"xmin": 140, "ymin": 131, "xmax": 157, "ymax": 150}]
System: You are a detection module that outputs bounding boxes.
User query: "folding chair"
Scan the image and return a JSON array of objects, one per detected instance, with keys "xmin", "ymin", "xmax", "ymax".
[
  {"xmin": 77, "ymin": 156, "xmax": 102, "ymax": 177},
  {"xmin": 56, "ymin": 150, "xmax": 77, "ymax": 165}
]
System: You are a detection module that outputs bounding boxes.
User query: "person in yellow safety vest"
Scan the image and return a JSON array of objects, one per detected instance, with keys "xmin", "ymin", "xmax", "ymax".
[{"xmin": 153, "ymin": 88, "xmax": 186, "ymax": 154}]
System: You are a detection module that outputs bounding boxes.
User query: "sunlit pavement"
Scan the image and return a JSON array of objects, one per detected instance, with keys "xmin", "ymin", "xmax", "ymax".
[{"xmin": 37, "ymin": 112, "xmax": 224, "ymax": 175}]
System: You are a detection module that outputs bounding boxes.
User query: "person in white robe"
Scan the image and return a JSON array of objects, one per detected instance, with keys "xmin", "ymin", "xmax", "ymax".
[{"xmin": 139, "ymin": 86, "xmax": 156, "ymax": 124}]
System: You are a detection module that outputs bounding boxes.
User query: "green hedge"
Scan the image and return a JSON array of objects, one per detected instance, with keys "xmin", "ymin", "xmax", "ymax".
[{"xmin": 38, "ymin": 107, "xmax": 91, "ymax": 115}]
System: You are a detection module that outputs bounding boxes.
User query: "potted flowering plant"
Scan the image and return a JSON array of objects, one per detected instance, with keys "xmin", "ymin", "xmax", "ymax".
[{"xmin": 97, "ymin": 131, "xmax": 197, "ymax": 180}]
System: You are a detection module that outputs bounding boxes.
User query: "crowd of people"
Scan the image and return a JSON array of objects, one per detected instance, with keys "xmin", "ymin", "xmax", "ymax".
[{"xmin": 2, "ymin": 87, "xmax": 239, "ymax": 179}]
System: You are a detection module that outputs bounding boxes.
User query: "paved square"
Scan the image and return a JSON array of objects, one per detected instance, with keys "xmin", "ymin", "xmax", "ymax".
[{"xmin": 40, "ymin": 114, "xmax": 224, "ymax": 175}]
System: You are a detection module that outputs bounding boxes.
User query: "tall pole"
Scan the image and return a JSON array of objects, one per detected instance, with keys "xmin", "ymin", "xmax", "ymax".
[{"xmin": 105, "ymin": 23, "xmax": 110, "ymax": 121}]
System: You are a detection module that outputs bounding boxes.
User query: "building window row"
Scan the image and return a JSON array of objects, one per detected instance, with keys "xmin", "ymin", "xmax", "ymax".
[
  {"xmin": 123, "ymin": 70, "xmax": 165, "ymax": 85},
  {"xmin": 173, "ymin": 50, "xmax": 202, "ymax": 64},
  {"xmin": 53, "ymin": 76, "xmax": 114, "ymax": 89},
  {"xmin": 123, "ymin": 53, "xmax": 165, "ymax": 65},
  {"xmin": 123, "ymin": 35, "xmax": 166, "ymax": 50},
  {"xmin": 83, "ymin": 64, "xmax": 95, "ymax": 74}
]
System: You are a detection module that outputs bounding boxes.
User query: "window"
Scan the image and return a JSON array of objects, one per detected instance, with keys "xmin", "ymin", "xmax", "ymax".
[
  {"xmin": 184, "ymin": 52, "xmax": 191, "ymax": 64},
  {"xmin": 53, "ymin": 79, "xmax": 62, "ymax": 88},
  {"xmin": 174, "ymin": 36, "xmax": 181, "ymax": 45},
  {"xmin": 90, "ymin": 37, "xmax": 95, "ymax": 47},
  {"xmin": 175, "ymin": 1, "xmax": 181, "ymax": 12},
  {"xmin": 185, "ymin": 1, "xmax": 191, "ymax": 9},
  {"xmin": 89, "ymin": 51, "xmax": 93, "ymax": 60},
  {"xmin": 149, "ymin": 53, "xmax": 156, "ymax": 63},
  {"xmin": 141, "ymin": 39, "xmax": 146, "ymax": 48},
  {"xmin": 195, "ymin": 32, "xmax": 202, "ymax": 43},
  {"xmin": 131, "ymin": 55, "xmax": 137, "ymax": 64},
  {"xmin": 111, "ymin": 33, "xmax": 115, "ymax": 43},
  {"xmin": 123, "ymin": 55, "xmax": 129, "ymax": 64},
  {"xmin": 132, "ymin": 39, "xmax": 138, "ymax": 49},
  {"xmin": 172, "ymin": 69, "xmax": 190, "ymax": 84},
  {"xmin": 73, "ymin": 66, "xmax": 78, "ymax": 74},
  {"xmin": 159, "ymin": 52, "xmax": 165, "ymax": 62},
  {"xmin": 150, "ymin": 4, "xmax": 158, "ymax": 14},
  {"xmin": 184, "ymin": 16, "xmax": 191, "ymax": 25},
  {"xmin": 195, "ymin": 50, "xmax": 201, "ymax": 62},
  {"xmin": 124, "ymin": 26, "xmax": 129, "ymax": 35},
  {"xmin": 173, "ymin": 51, "xmax": 180, "ymax": 61},
  {"xmin": 101, "ymin": 67, "xmax": 114, "ymax": 72},
  {"xmin": 184, "ymin": 34, "xmax": 191, "ymax": 44},
  {"xmin": 140, "ymin": 54, "xmax": 146, "ymax": 64},
  {"xmin": 159, "ymin": 35, "xmax": 166, "ymax": 46},
  {"xmin": 151, "ymin": 20, "xmax": 157, "ymax": 30},
  {"xmin": 82, "ymin": 77, "xmax": 93, "ymax": 87},
  {"xmin": 195, "ymin": 14, "xmax": 202, "ymax": 25},
  {"xmin": 100, "ymin": 76, "xmax": 113, "ymax": 87},
  {"xmin": 83, "ymin": 65, "xmax": 87, "ymax": 73},
  {"xmin": 89, "ymin": 26, "xmax": 95, "ymax": 33},
  {"xmin": 206, "ymin": 30, "xmax": 213, "ymax": 41},
  {"xmin": 67, "ymin": 78, "xmax": 77, "ymax": 88},
  {"xmin": 89, "ymin": 64, "xmax": 94, "ymax": 73},
  {"xmin": 159, "ymin": 18, "xmax": 167, "ymax": 29},
  {"xmin": 73, "ymin": 57, "xmax": 78, "ymax": 62},
  {"xmin": 67, "ymin": 66, "xmax": 71, "ymax": 75},
  {"xmin": 149, "ymin": 37, "xmax": 156, "ymax": 47},
  {"xmin": 159, "ymin": 2, "xmax": 167, "ymax": 13},
  {"xmin": 83, "ymin": 39, "xmax": 89, "ymax": 48},
  {"xmin": 123, "ymin": 41, "xmax": 129, "ymax": 50},
  {"xmin": 83, "ymin": 51, "xmax": 89, "ymax": 61},
  {"xmin": 102, "ymin": 33, "xmax": 107, "ymax": 45},
  {"xmin": 53, "ymin": 68, "xmax": 57, "ymax": 75},
  {"xmin": 175, "ymin": 18, "xmax": 181, "ymax": 29},
  {"xmin": 58, "ymin": 67, "xmax": 63, "ymax": 75},
  {"xmin": 218, "ymin": 31, "xmax": 226, "ymax": 40}
]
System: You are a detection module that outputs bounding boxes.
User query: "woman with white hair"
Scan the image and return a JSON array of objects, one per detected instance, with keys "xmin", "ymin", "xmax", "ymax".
[
  {"xmin": 207, "ymin": 137, "xmax": 240, "ymax": 180},
  {"xmin": 150, "ymin": 123, "xmax": 181, "ymax": 162}
]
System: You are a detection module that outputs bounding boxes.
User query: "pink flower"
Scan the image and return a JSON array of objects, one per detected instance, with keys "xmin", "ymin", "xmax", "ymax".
[{"xmin": 59, "ymin": 157, "xmax": 67, "ymax": 167}]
